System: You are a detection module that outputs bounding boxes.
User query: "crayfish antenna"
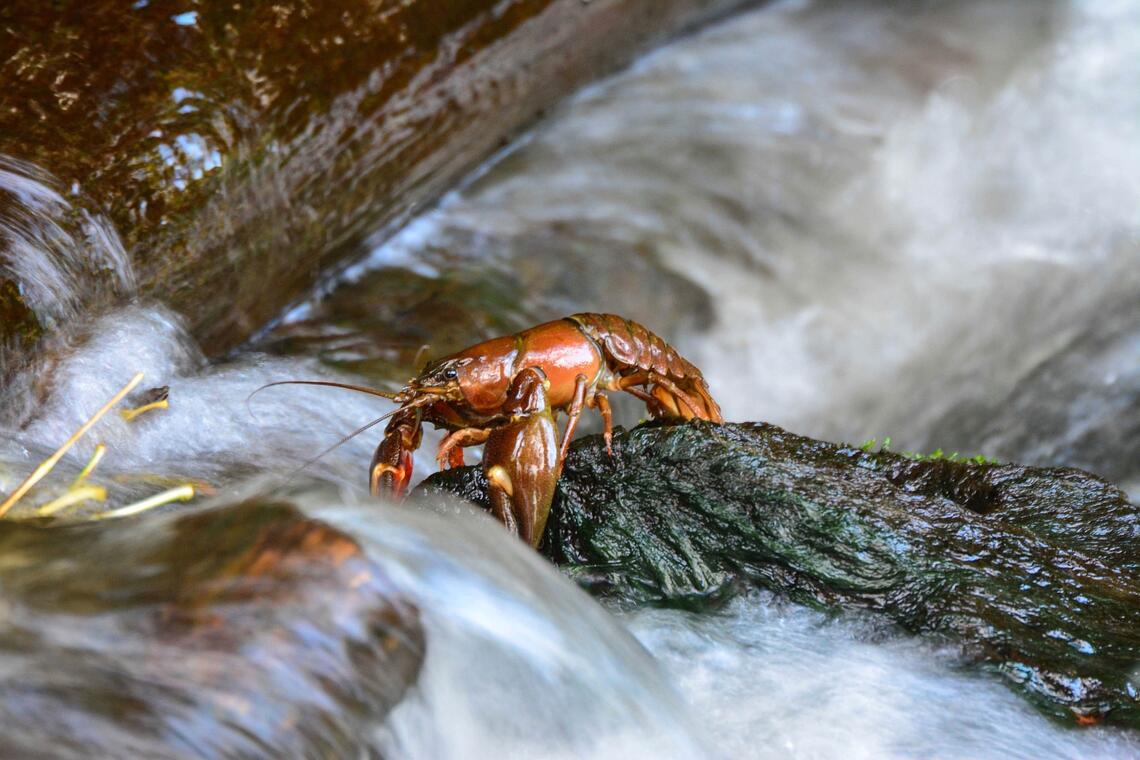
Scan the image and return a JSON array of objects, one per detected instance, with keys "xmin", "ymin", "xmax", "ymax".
[
  {"xmin": 283, "ymin": 410, "xmax": 396, "ymax": 483},
  {"xmin": 277, "ymin": 394, "xmax": 435, "ymax": 482},
  {"xmin": 411, "ymin": 344, "xmax": 431, "ymax": 370},
  {"xmin": 245, "ymin": 380, "xmax": 403, "ymax": 423}
]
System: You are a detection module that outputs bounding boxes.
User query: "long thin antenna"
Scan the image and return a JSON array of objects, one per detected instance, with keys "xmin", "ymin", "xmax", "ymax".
[
  {"xmin": 246, "ymin": 378, "xmax": 431, "ymax": 481},
  {"xmin": 247, "ymin": 379, "xmax": 401, "ymax": 406},
  {"xmin": 284, "ymin": 405, "xmax": 409, "ymax": 481}
]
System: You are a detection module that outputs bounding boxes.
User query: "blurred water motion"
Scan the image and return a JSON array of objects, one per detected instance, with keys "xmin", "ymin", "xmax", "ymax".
[
  {"xmin": 0, "ymin": 497, "xmax": 426, "ymax": 758},
  {"xmin": 2, "ymin": 0, "xmax": 1139, "ymax": 756},
  {"xmin": 271, "ymin": 0, "xmax": 1139, "ymax": 493}
]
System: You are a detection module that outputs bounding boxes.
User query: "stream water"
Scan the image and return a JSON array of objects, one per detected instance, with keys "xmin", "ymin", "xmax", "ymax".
[{"xmin": 2, "ymin": 0, "xmax": 1139, "ymax": 757}]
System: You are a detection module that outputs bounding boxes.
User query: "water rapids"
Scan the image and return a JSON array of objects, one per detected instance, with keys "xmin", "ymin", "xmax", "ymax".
[{"xmin": 1, "ymin": 0, "xmax": 1138, "ymax": 757}]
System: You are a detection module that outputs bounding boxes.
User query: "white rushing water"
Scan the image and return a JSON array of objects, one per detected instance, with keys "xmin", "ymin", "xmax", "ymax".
[
  {"xmin": 342, "ymin": 0, "xmax": 1140, "ymax": 490},
  {"xmin": 318, "ymin": 501, "xmax": 712, "ymax": 760},
  {"xmin": 3, "ymin": 300, "xmax": 1138, "ymax": 757},
  {"xmin": 0, "ymin": 155, "xmax": 134, "ymax": 331},
  {"xmin": 627, "ymin": 596, "xmax": 1140, "ymax": 760},
  {"xmin": 2, "ymin": 0, "xmax": 1139, "ymax": 757}
]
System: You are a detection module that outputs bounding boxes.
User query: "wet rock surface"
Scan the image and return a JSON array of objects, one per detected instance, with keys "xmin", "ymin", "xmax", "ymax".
[
  {"xmin": 0, "ymin": 500, "xmax": 424, "ymax": 758},
  {"xmin": 0, "ymin": 0, "xmax": 750, "ymax": 371},
  {"xmin": 417, "ymin": 421, "xmax": 1140, "ymax": 728}
]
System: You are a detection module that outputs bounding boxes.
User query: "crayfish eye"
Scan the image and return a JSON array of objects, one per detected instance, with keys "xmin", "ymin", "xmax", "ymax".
[{"xmin": 444, "ymin": 367, "xmax": 458, "ymax": 380}]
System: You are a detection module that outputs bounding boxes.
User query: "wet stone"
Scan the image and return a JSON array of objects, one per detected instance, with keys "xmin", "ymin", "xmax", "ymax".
[
  {"xmin": 0, "ymin": 0, "xmax": 747, "ymax": 370},
  {"xmin": 0, "ymin": 500, "xmax": 424, "ymax": 758},
  {"xmin": 417, "ymin": 420, "xmax": 1140, "ymax": 729}
]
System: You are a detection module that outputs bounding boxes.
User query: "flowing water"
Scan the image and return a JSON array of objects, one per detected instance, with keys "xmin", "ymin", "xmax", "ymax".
[{"xmin": 2, "ymin": 0, "xmax": 1139, "ymax": 757}]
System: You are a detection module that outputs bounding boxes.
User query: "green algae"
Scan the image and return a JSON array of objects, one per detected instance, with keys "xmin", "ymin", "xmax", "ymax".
[{"xmin": 418, "ymin": 421, "xmax": 1140, "ymax": 729}]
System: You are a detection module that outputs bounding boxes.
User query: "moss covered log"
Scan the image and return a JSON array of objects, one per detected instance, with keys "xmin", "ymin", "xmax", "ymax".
[{"xmin": 417, "ymin": 421, "xmax": 1140, "ymax": 728}]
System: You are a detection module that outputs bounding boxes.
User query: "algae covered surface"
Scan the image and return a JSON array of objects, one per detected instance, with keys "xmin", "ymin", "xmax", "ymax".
[{"xmin": 418, "ymin": 421, "xmax": 1140, "ymax": 728}]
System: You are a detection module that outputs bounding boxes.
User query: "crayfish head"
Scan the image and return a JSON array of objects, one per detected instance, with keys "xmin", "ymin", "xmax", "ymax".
[{"xmin": 394, "ymin": 357, "xmax": 473, "ymax": 404}]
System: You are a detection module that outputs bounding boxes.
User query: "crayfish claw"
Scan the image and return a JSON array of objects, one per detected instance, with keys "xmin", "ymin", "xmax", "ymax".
[{"xmin": 370, "ymin": 462, "xmax": 409, "ymax": 500}]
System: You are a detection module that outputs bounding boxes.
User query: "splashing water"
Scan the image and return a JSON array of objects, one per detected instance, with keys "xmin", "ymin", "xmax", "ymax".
[
  {"xmin": 0, "ymin": 305, "xmax": 391, "ymax": 497},
  {"xmin": 0, "ymin": 156, "xmax": 135, "ymax": 328},
  {"xmin": 2, "ymin": 0, "xmax": 1139, "ymax": 757},
  {"xmin": 317, "ymin": 501, "xmax": 711, "ymax": 760},
  {"xmin": 300, "ymin": 0, "xmax": 1139, "ymax": 489},
  {"xmin": 627, "ymin": 594, "xmax": 1140, "ymax": 760}
]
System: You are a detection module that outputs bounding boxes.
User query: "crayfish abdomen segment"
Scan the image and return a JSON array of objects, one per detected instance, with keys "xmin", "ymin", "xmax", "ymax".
[{"xmin": 568, "ymin": 313, "xmax": 723, "ymax": 423}]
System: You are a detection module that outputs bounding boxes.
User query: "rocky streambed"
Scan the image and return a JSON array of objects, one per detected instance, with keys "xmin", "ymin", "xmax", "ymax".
[{"xmin": 3, "ymin": 0, "xmax": 1139, "ymax": 755}]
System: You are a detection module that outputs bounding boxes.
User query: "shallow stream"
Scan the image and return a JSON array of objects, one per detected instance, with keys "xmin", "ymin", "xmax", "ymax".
[{"xmin": 2, "ymin": 0, "xmax": 1138, "ymax": 756}]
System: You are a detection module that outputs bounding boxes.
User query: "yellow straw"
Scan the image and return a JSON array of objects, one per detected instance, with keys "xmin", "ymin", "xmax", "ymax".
[
  {"xmin": 120, "ymin": 398, "xmax": 169, "ymax": 421},
  {"xmin": 93, "ymin": 484, "xmax": 195, "ymax": 520},
  {"xmin": 69, "ymin": 444, "xmax": 107, "ymax": 488},
  {"xmin": 36, "ymin": 484, "xmax": 108, "ymax": 516},
  {"xmin": 0, "ymin": 372, "xmax": 144, "ymax": 518}
]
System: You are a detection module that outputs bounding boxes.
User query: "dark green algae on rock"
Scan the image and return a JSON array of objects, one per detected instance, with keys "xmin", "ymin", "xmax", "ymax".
[{"xmin": 416, "ymin": 421, "xmax": 1140, "ymax": 729}]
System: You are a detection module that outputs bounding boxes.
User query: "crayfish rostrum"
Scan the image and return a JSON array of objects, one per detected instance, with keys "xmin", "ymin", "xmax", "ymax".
[{"xmin": 273, "ymin": 314, "xmax": 723, "ymax": 547}]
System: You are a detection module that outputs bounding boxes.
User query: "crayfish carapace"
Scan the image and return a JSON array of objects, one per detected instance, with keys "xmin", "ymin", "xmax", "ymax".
[{"xmin": 269, "ymin": 314, "xmax": 723, "ymax": 547}]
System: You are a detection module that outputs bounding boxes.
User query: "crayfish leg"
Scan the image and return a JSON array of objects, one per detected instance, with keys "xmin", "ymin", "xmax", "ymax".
[
  {"xmin": 558, "ymin": 373, "xmax": 590, "ymax": 462},
  {"xmin": 647, "ymin": 372, "xmax": 705, "ymax": 419},
  {"xmin": 437, "ymin": 427, "xmax": 492, "ymax": 470},
  {"xmin": 590, "ymin": 392, "xmax": 614, "ymax": 459}
]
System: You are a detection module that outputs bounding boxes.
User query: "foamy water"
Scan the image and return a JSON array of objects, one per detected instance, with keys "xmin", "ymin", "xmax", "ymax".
[
  {"xmin": 628, "ymin": 595, "xmax": 1140, "ymax": 759},
  {"xmin": 330, "ymin": 0, "xmax": 1139, "ymax": 489},
  {"xmin": 317, "ymin": 501, "xmax": 711, "ymax": 760},
  {"xmin": 1, "ymin": 0, "xmax": 1138, "ymax": 757}
]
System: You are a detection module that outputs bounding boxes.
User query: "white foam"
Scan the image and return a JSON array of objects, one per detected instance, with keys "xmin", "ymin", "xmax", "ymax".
[
  {"xmin": 316, "ymin": 499, "xmax": 711, "ymax": 760},
  {"xmin": 627, "ymin": 593, "xmax": 1140, "ymax": 759},
  {"xmin": 1, "ymin": 305, "xmax": 423, "ymax": 499}
]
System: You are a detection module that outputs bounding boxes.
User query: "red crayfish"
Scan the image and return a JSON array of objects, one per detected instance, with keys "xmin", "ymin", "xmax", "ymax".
[{"xmin": 270, "ymin": 314, "xmax": 723, "ymax": 547}]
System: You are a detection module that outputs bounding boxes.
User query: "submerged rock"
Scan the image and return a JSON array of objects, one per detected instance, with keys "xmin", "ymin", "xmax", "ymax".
[
  {"xmin": 0, "ymin": 500, "xmax": 424, "ymax": 758},
  {"xmin": 418, "ymin": 421, "xmax": 1140, "ymax": 729}
]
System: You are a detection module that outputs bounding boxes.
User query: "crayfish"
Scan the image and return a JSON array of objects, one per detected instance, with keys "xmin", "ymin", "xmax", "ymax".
[{"xmin": 272, "ymin": 314, "xmax": 723, "ymax": 547}]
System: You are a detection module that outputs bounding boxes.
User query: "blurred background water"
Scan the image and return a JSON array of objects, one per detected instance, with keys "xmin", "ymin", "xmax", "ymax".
[
  {"xmin": 1, "ymin": 0, "xmax": 1138, "ymax": 756},
  {"xmin": 262, "ymin": 0, "xmax": 1140, "ymax": 495}
]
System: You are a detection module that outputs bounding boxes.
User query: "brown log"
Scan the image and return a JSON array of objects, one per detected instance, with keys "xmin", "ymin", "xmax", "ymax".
[{"xmin": 0, "ymin": 0, "xmax": 753, "ymax": 370}]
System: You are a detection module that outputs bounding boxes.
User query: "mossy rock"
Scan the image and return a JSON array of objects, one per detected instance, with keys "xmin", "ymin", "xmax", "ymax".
[{"xmin": 417, "ymin": 421, "xmax": 1140, "ymax": 729}]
